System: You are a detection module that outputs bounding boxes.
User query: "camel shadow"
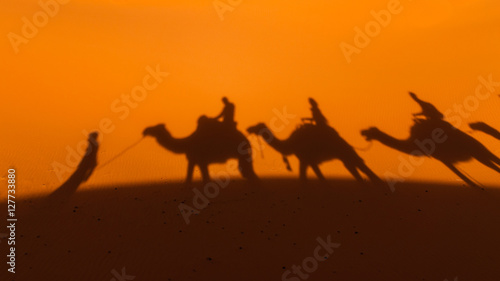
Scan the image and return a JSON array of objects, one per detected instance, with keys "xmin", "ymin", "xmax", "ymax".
[
  {"xmin": 361, "ymin": 116, "xmax": 500, "ymax": 187},
  {"xmin": 246, "ymin": 122, "xmax": 383, "ymax": 185},
  {"xmin": 143, "ymin": 116, "xmax": 259, "ymax": 184}
]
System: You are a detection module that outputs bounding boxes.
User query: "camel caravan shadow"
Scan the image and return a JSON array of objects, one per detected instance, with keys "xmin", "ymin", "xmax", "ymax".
[
  {"xmin": 361, "ymin": 93, "xmax": 500, "ymax": 187},
  {"xmin": 142, "ymin": 97, "xmax": 383, "ymax": 185},
  {"xmin": 49, "ymin": 95, "xmax": 499, "ymax": 197},
  {"xmin": 142, "ymin": 95, "xmax": 499, "ymax": 187}
]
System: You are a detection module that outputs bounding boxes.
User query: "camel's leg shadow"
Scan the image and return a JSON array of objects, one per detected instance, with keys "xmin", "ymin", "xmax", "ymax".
[
  {"xmin": 357, "ymin": 162, "xmax": 384, "ymax": 185},
  {"xmin": 185, "ymin": 161, "xmax": 195, "ymax": 186},
  {"xmin": 199, "ymin": 163, "xmax": 211, "ymax": 184},
  {"xmin": 343, "ymin": 162, "xmax": 364, "ymax": 183},
  {"xmin": 299, "ymin": 161, "xmax": 308, "ymax": 184},
  {"xmin": 238, "ymin": 157, "xmax": 259, "ymax": 182},
  {"xmin": 474, "ymin": 154, "xmax": 500, "ymax": 174},
  {"xmin": 442, "ymin": 162, "xmax": 478, "ymax": 187},
  {"xmin": 311, "ymin": 164, "xmax": 326, "ymax": 181}
]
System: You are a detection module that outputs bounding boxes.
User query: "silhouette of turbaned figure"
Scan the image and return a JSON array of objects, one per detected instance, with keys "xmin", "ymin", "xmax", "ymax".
[
  {"xmin": 50, "ymin": 132, "xmax": 99, "ymax": 198},
  {"xmin": 410, "ymin": 92, "xmax": 444, "ymax": 120},
  {"xmin": 301, "ymin": 98, "xmax": 329, "ymax": 126},
  {"xmin": 213, "ymin": 97, "xmax": 236, "ymax": 128}
]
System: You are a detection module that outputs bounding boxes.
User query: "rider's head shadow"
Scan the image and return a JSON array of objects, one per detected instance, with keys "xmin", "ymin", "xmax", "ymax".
[
  {"xmin": 409, "ymin": 92, "xmax": 444, "ymax": 122},
  {"xmin": 308, "ymin": 97, "xmax": 318, "ymax": 108}
]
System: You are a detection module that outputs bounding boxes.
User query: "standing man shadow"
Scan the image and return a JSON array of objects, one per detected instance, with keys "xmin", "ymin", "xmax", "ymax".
[{"xmin": 50, "ymin": 132, "xmax": 99, "ymax": 199}]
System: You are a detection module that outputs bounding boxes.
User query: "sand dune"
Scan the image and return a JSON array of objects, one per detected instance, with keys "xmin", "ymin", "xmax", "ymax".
[{"xmin": 3, "ymin": 179, "xmax": 500, "ymax": 281}]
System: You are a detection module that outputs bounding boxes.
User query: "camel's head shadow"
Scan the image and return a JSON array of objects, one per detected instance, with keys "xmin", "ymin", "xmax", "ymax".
[
  {"xmin": 360, "ymin": 127, "xmax": 380, "ymax": 141},
  {"xmin": 246, "ymin": 123, "xmax": 267, "ymax": 135},
  {"xmin": 143, "ymin": 124, "xmax": 166, "ymax": 137},
  {"xmin": 469, "ymin": 122, "xmax": 488, "ymax": 131}
]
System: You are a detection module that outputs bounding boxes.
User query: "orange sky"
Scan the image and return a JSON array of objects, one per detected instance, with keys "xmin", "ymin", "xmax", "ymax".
[{"xmin": 1, "ymin": 0, "xmax": 500, "ymax": 197}]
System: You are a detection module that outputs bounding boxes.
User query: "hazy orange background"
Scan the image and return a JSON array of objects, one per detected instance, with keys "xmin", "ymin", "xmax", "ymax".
[{"xmin": 1, "ymin": 0, "xmax": 500, "ymax": 197}]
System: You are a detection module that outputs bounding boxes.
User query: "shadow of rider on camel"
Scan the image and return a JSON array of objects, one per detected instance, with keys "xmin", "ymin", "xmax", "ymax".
[
  {"xmin": 246, "ymin": 97, "xmax": 382, "ymax": 183},
  {"xmin": 144, "ymin": 97, "xmax": 259, "ymax": 184},
  {"xmin": 301, "ymin": 98, "xmax": 328, "ymax": 126},
  {"xmin": 213, "ymin": 97, "xmax": 237, "ymax": 128},
  {"xmin": 409, "ymin": 92, "xmax": 444, "ymax": 121},
  {"xmin": 361, "ymin": 92, "xmax": 500, "ymax": 187}
]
